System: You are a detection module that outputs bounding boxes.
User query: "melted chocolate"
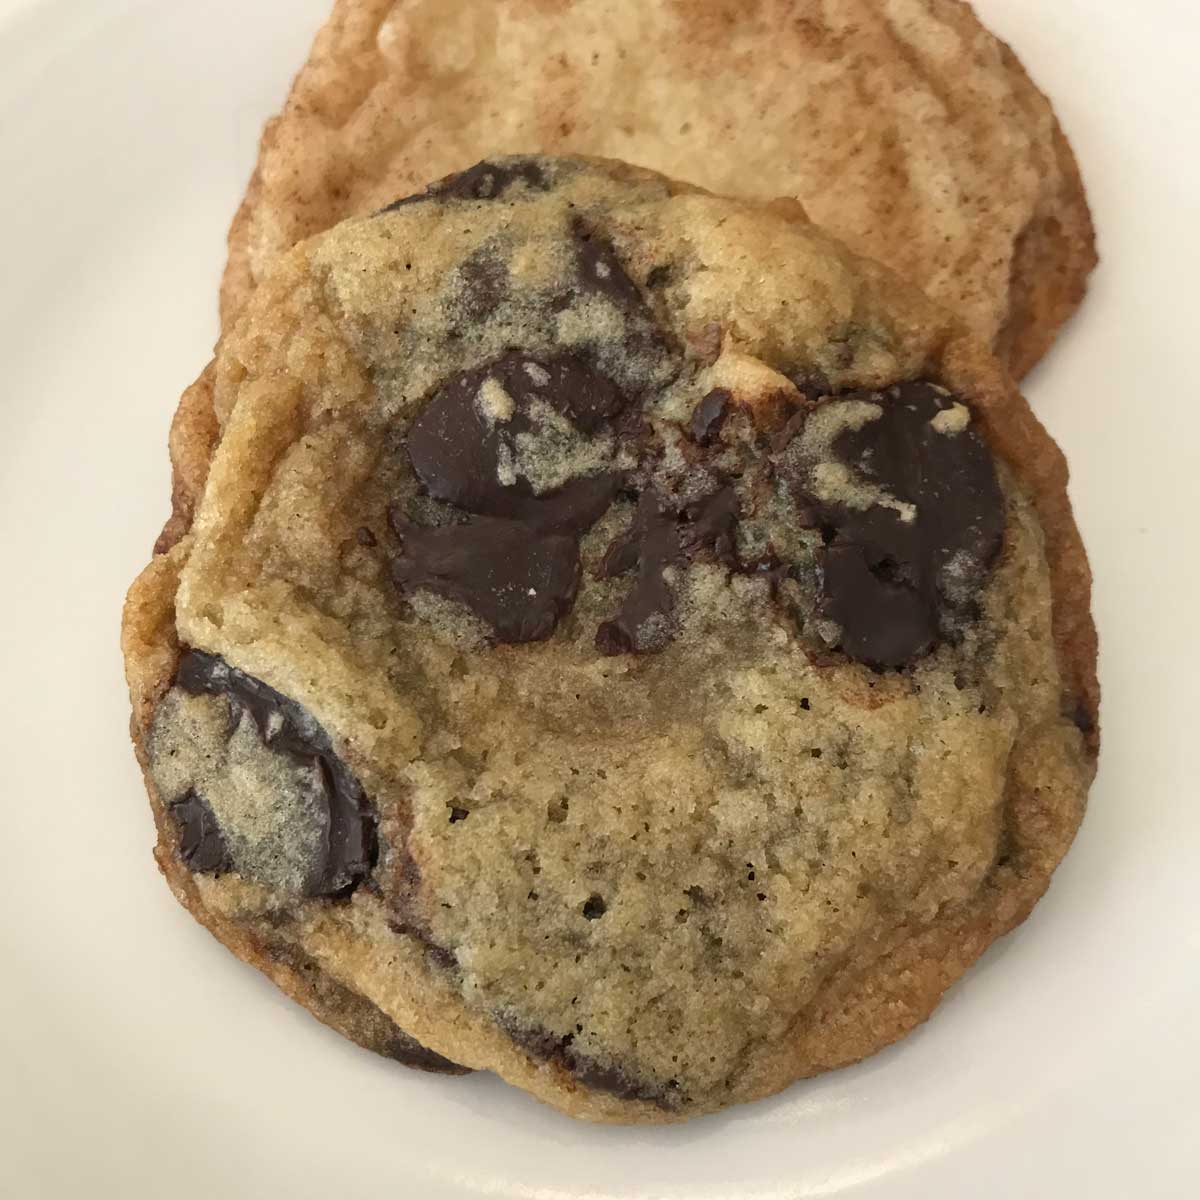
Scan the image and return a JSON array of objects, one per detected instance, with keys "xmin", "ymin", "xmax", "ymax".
[
  {"xmin": 432, "ymin": 158, "xmax": 549, "ymax": 201},
  {"xmin": 797, "ymin": 383, "xmax": 1005, "ymax": 669},
  {"xmin": 388, "ymin": 918, "xmax": 460, "ymax": 975},
  {"xmin": 595, "ymin": 485, "xmax": 741, "ymax": 655},
  {"xmin": 572, "ymin": 224, "xmax": 648, "ymax": 311},
  {"xmin": 689, "ymin": 388, "xmax": 731, "ymax": 445},
  {"xmin": 819, "ymin": 543, "xmax": 938, "ymax": 668},
  {"xmin": 384, "ymin": 175, "xmax": 1004, "ymax": 668},
  {"xmin": 383, "ymin": 1031, "xmax": 469, "ymax": 1075},
  {"xmin": 506, "ymin": 1022, "xmax": 676, "ymax": 1108},
  {"xmin": 176, "ymin": 651, "xmax": 377, "ymax": 895},
  {"xmin": 561, "ymin": 220, "xmax": 675, "ymax": 373},
  {"xmin": 454, "ymin": 249, "xmax": 509, "ymax": 326},
  {"xmin": 1071, "ymin": 701, "xmax": 1097, "ymax": 737},
  {"xmin": 168, "ymin": 789, "xmax": 231, "ymax": 874},
  {"xmin": 381, "ymin": 158, "xmax": 549, "ymax": 212},
  {"xmin": 595, "ymin": 491, "xmax": 681, "ymax": 655},
  {"xmin": 391, "ymin": 515, "xmax": 583, "ymax": 645},
  {"xmin": 396, "ymin": 353, "xmax": 629, "ymax": 642},
  {"xmin": 786, "ymin": 368, "xmax": 833, "ymax": 403},
  {"xmin": 405, "ymin": 353, "xmax": 627, "ymax": 519},
  {"xmin": 682, "ymin": 486, "xmax": 740, "ymax": 566}
]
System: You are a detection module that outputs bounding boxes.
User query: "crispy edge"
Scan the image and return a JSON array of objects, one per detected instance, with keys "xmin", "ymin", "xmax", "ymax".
[
  {"xmin": 220, "ymin": 118, "xmax": 278, "ymax": 331},
  {"xmin": 991, "ymin": 39, "xmax": 1099, "ymax": 379},
  {"xmin": 220, "ymin": 0, "xmax": 391, "ymax": 323},
  {"xmin": 154, "ymin": 364, "xmax": 221, "ymax": 556}
]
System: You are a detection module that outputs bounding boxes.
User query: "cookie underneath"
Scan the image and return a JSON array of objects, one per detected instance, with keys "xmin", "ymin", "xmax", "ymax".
[{"xmin": 221, "ymin": 0, "xmax": 1095, "ymax": 378}]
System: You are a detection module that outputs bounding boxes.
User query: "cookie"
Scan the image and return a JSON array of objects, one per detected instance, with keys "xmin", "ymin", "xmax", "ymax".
[
  {"xmin": 221, "ymin": 0, "xmax": 1095, "ymax": 379},
  {"xmin": 124, "ymin": 156, "xmax": 1098, "ymax": 1122}
]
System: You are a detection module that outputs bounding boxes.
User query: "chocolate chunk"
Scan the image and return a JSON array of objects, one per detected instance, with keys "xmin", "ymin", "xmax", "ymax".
[
  {"xmin": 168, "ymin": 789, "xmax": 231, "ymax": 875},
  {"xmin": 796, "ymin": 383, "xmax": 1005, "ymax": 669},
  {"xmin": 772, "ymin": 408, "xmax": 810, "ymax": 455},
  {"xmin": 529, "ymin": 355, "xmax": 629, "ymax": 433},
  {"xmin": 433, "ymin": 158, "xmax": 549, "ymax": 201},
  {"xmin": 596, "ymin": 484, "xmax": 745, "ymax": 655},
  {"xmin": 819, "ymin": 543, "xmax": 938, "ymax": 667},
  {"xmin": 392, "ymin": 516, "xmax": 582, "ymax": 644},
  {"xmin": 176, "ymin": 651, "xmax": 377, "ymax": 895},
  {"xmin": 505, "ymin": 1022, "xmax": 675, "ymax": 1108},
  {"xmin": 572, "ymin": 224, "xmax": 647, "ymax": 311},
  {"xmin": 264, "ymin": 937, "xmax": 470, "ymax": 1076},
  {"xmin": 405, "ymin": 364, "xmax": 518, "ymax": 515},
  {"xmin": 786, "ymin": 368, "xmax": 833, "ymax": 402},
  {"xmin": 380, "ymin": 158, "xmax": 549, "ymax": 211},
  {"xmin": 405, "ymin": 353, "xmax": 627, "ymax": 518},
  {"xmin": 523, "ymin": 473, "xmax": 625, "ymax": 536},
  {"xmin": 383, "ymin": 1031, "xmax": 470, "ymax": 1075},
  {"xmin": 568, "ymin": 1056, "xmax": 675, "ymax": 1106},
  {"xmin": 596, "ymin": 490, "xmax": 681, "ymax": 655},
  {"xmin": 562, "ymin": 221, "xmax": 677, "ymax": 378},
  {"xmin": 454, "ymin": 249, "xmax": 509, "ymax": 326},
  {"xmin": 397, "ymin": 353, "xmax": 632, "ymax": 641},
  {"xmin": 689, "ymin": 388, "xmax": 731, "ymax": 445},
  {"xmin": 682, "ymin": 486, "xmax": 740, "ymax": 566}
]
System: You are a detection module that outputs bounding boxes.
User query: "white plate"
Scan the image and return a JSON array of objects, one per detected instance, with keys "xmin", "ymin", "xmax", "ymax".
[{"xmin": 1, "ymin": 1, "xmax": 1197, "ymax": 1196}]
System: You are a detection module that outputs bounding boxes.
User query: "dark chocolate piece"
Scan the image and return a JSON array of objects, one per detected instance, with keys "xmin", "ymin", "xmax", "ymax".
[
  {"xmin": 397, "ymin": 353, "xmax": 631, "ymax": 641},
  {"xmin": 561, "ymin": 220, "xmax": 676, "ymax": 375},
  {"xmin": 383, "ymin": 1031, "xmax": 469, "ymax": 1075},
  {"xmin": 596, "ymin": 484, "xmax": 745, "ymax": 655},
  {"xmin": 176, "ymin": 651, "xmax": 377, "ymax": 895},
  {"xmin": 405, "ymin": 353, "xmax": 627, "ymax": 518},
  {"xmin": 505, "ymin": 1022, "xmax": 676, "ymax": 1109},
  {"xmin": 689, "ymin": 388, "xmax": 731, "ymax": 445},
  {"xmin": 596, "ymin": 490, "xmax": 681, "ymax": 655},
  {"xmin": 454, "ymin": 249, "xmax": 509, "ymax": 326},
  {"xmin": 645, "ymin": 263, "xmax": 673, "ymax": 290},
  {"xmin": 572, "ymin": 225, "xmax": 647, "ymax": 312},
  {"xmin": 432, "ymin": 158, "xmax": 550, "ymax": 201},
  {"xmin": 392, "ymin": 516, "xmax": 582, "ymax": 645},
  {"xmin": 265, "ymin": 938, "xmax": 470, "ymax": 1076},
  {"xmin": 380, "ymin": 158, "xmax": 549, "ymax": 211},
  {"xmin": 786, "ymin": 368, "xmax": 833, "ymax": 402},
  {"xmin": 682, "ymin": 486, "xmax": 740, "ymax": 566},
  {"xmin": 168, "ymin": 789, "xmax": 231, "ymax": 875},
  {"xmin": 772, "ymin": 408, "xmax": 810, "ymax": 455},
  {"xmin": 819, "ymin": 543, "xmax": 938, "ymax": 668},
  {"xmin": 798, "ymin": 383, "xmax": 1005, "ymax": 669}
]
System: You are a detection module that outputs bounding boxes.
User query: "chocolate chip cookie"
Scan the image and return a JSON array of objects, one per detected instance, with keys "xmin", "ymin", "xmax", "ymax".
[
  {"xmin": 124, "ymin": 156, "xmax": 1098, "ymax": 1122},
  {"xmin": 222, "ymin": 0, "xmax": 1095, "ymax": 378}
]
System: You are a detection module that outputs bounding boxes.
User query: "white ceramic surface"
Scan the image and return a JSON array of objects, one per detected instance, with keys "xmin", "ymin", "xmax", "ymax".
[{"xmin": 1, "ymin": 1, "xmax": 1197, "ymax": 1196}]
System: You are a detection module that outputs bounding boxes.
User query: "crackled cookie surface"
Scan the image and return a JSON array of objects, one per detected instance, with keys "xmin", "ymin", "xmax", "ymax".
[
  {"xmin": 124, "ymin": 156, "xmax": 1096, "ymax": 1122},
  {"xmin": 222, "ymin": 0, "xmax": 1095, "ymax": 381}
]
